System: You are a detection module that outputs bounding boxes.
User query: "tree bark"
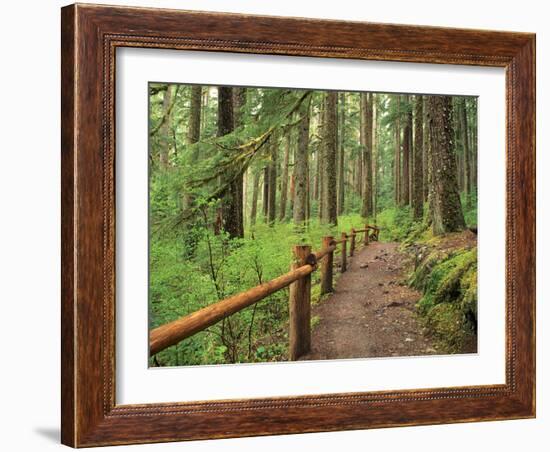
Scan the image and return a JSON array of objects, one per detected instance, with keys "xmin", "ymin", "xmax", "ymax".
[
  {"xmin": 249, "ymin": 170, "xmax": 260, "ymax": 226},
  {"xmin": 159, "ymin": 85, "xmax": 173, "ymax": 169},
  {"xmin": 279, "ymin": 131, "xmax": 291, "ymax": 221},
  {"xmin": 470, "ymin": 98, "xmax": 478, "ymax": 193},
  {"xmin": 181, "ymin": 85, "xmax": 202, "ymax": 211},
  {"xmin": 402, "ymin": 95, "xmax": 411, "ymax": 206},
  {"xmin": 321, "ymin": 92, "xmax": 338, "ymax": 225},
  {"xmin": 412, "ymin": 95, "xmax": 424, "ymax": 220},
  {"xmin": 459, "ymin": 97, "xmax": 472, "ymax": 202},
  {"xmin": 318, "ymin": 101, "xmax": 326, "ymax": 221},
  {"xmin": 422, "ymin": 96, "xmax": 430, "ymax": 202},
  {"xmin": 372, "ymin": 94, "xmax": 378, "ymax": 219},
  {"xmin": 426, "ymin": 95, "xmax": 466, "ymax": 235},
  {"xmin": 267, "ymin": 134, "xmax": 278, "ymax": 225},
  {"xmin": 361, "ymin": 92, "xmax": 373, "ymax": 218},
  {"xmin": 201, "ymin": 88, "xmax": 209, "ymax": 135},
  {"xmin": 187, "ymin": 85, "xmax": 202, "ymax": 144},
  {"xmin": 233, "ymin": 88, "xmax": 246, "ymax": 234},
  {"xmin": 394, "ymin": 95, "xmax": 401, "ymax": 204},
  {"xmin": 312, "ymin": 149, "xmax": 319, "ymax": 201},
  {"xmin": 217, "ymin": 86, "xmax": 243, "ymax": 238},
  {"xmin": 293, "ymin": 97, "xmax": 311, "ymax": 226},
  {"xmin": 337, "ymin": 92, "xmax": 346, "ymax": 215},
  {"xmin": 262, "ymin": 166, "xmax": 269, "ymax": 220}
]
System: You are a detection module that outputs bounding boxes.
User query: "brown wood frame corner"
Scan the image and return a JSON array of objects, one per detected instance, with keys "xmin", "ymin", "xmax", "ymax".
[{"xmin": 61, "ymin": 3, "xmax": 536, "ymax": 447}]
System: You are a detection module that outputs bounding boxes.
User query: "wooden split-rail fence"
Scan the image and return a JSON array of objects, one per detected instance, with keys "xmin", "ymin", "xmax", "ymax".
[{"xmin": 150, "ymin": 224, "xmax": 381, "ymax": 360}]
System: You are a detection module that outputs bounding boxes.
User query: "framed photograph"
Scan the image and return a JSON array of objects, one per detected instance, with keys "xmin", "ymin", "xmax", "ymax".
[{"xmin": 61, "ymin": 3, "xmax": 535, "ymax": 447}]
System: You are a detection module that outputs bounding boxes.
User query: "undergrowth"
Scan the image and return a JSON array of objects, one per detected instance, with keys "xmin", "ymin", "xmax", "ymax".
[{"xmin": 150, "ymin": 214, "xmax": 364, "ymax": 367}]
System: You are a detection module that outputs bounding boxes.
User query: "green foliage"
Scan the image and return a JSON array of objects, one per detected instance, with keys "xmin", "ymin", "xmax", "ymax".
[
  {"xmin": 461, "ymin": 192, "xmax": 478, "ymax": 227},
  {"xmin": 376, "ymin": 206, "xmax": 417, "ymax": 241},
  {"xmin": 150, "ymin": 214, "xmax": 365, "ymax": 367}
]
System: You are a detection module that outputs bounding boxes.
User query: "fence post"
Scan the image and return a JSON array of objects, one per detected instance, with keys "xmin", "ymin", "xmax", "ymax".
[
  {"xmin": 350, "ymin": 228, "xmax": 356, "ymax": 256},
  {"xmin": 341, "ymin": 232, "xmax": 347, "ymax": 272},
  {"xmin": 320, "ymin": 236, "xmax": 334, "ymax": 295},
  {"xmin": 364, "ymin": 224, "xmax": 370, "ymax": 246},
  {"xmin": 289, "ymin": 245, "xmax": 312, "ymax": 360}
]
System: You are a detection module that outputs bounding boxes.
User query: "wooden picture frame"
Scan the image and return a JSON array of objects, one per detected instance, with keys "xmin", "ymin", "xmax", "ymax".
[{"xmin": 61, "ymin": 3, "xmax": 535, "ymax": 447}]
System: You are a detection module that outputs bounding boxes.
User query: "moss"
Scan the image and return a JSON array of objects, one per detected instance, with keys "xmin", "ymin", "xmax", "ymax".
[
  {"xmin": 424, "ymin": 303, "xmax": 475, "ymax": 353},
  {"xmin": 410, "ymin": 246, "xmax": 478, "ymax": 354},
  {"xmin": 432, "ymin": 249, "xmax": 476, "ymax": 305},
  {"xmin": 311, "ymin": 315, "xmax": 321, "ymax": 329},
  {"xmin": 460, "ymin": 265, "xmax": 478, "ymax": 322},
  {"xmin": 409, "ymin": 250, "xmax": 451, "ymax": 292}
]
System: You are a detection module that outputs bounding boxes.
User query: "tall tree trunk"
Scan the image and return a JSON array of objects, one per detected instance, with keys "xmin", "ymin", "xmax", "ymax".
[
  {"xmin": 279, "ymin": 131, "xmax": 291, "ymax": 221},
  {"xmin": 337, "ymin": 92, "xmax": 346, "ymax": 215},
  {"xmin": 453, "ymin": 101, "xmax": 464, "ymax": 192},
  {"xmin": 426, "ymin": 96, "xmax": 466, "ymax": 235},
  {"xmin": 187, "ymin": 85, "xmax": 202, "ymax": 144},
  {"xmin": 412, "ymin": 95, "xmax": 424, "ymax": 220},
  {"xmin": 159, "ymin": 85, "xmax": 173, "ymax": 169},
  {"xmin": 321, "ymin": 92, "xmax": 338, "ymax": 225},
  {"xmin": 306, "ymin": 151, "xmax": 311, "ymax": 222},
  {"xmin": 232, "ymin": 88, "xmax": 246, "ymax": 235},
  {"xmin": 422, "ymin": 97, "xmax": 429, "ymax": 202},
  {"xmin": 242, "ymin": 170, "xmax": 248, "ymax": 227},
  {"xmin": 394, "ymin": 95, "xmax": 401, "ymax": 204},
  {"xmin": 319, "ymin": 101, "xmax": 327, "ymax": 221},
  {"xmin": 372, "ymin": 94, "xmax": 378, "ymax": 220},
  {"xmin": 217, "ymin": 86, "xmax": 243, "ymax": 238},
  {"xmin": 359, "ymin": 93, "xmax": 367, "ymax": 213},
  {"xmin": 249, "ymin": 171, "xmax": 260, "ymax": 226},
  {"xmin": 289, "ymin": 171, "xmax": 296, "ymax": 218},
  {"xmin": 459, "ymin": 98, "xmax": 472, "ymax": 205},
  {"xmin": 470, "ymin": 98, "xmax": 478, "ymax": 193},
  {"xmin": 361, "ymin": 92, "xmax": 373, "ymax": 218},
  {"xmin": 262, "ymin": 166, "xmax": 269, "ymax": 219},
  {"xmin": 293, "ymin": 98, "xmax": 311, "ymax": 226},
  {"xmin": 313, "ymin": 149, "xmax": 319, "ymax": 201},
  {"xmin": 402, "ymin": 95, "xmax": 411, "ymax": 206},
  {"xmin": 267, "ymin": 134, "xmax": 278, "ymax": 225},
  {"xmin": 183, "ymin": 85, "xmax": 202, "ymax": 210},
  {"xmin": 201, "ymin": 88, "xmax": 209, "ymax": 135}
]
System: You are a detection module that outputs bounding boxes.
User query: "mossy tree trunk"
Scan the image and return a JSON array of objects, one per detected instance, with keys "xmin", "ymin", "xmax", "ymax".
[
  {"xmin": 394, "ymin": 95, "xmax": 401, "ymax": 204},
  {"xmin": 321, "ymin": 91, "xmax": 338, "ymax": 226},
  {"xmin": 426, "ymin": 95, "xmax": 466, "ymax": 235},
  {"xmin": 279, "ymin": 131, "xmax": 291, "ymax": 221},
  {"xmin": 361, "ymin": 92, "xmax": 373, "ymax": 218},
  {"xmin": 217, "ymin": 86, "xmax": 243, "ymax": 238},
  {"xmin": 267, "ymin": 133, "xmax": 278, "ymax": 225},
  {"xmin": 249, "ymin": 170, "xmax": 260, "ymax": 226},
  {"xmin": 412, "ymin": 95, "xmax": 424, "ymax": 221},
  {"xmin": 159, "ymin": 85, "xmax": 173, "ymax": 169},
  {"xmin": 183, "ymin": 85, "xmax": 202, "ymax": 210},
  {"xmin": 337, "ymin": 92, "xmax": 346, "ymax": 216},
  {"xmin": 187, "ymin": 85, "xmax": 202, "ymax": 145},
  {"xmin": 458, "ymin": 97, "xmax": 472, "ymax": 203},
  {"xmin": 401, "ymin": 95, "xmax": 411, "ymax": 206},
  {"xmin": 293, "ymin": 97, "xmax": 311, "ymax": 226}
]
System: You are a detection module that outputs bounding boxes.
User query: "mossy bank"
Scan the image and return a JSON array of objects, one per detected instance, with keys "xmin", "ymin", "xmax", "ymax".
[{"xmin": 407, "ymin": 231, "xmax": 478, "ymax": 354}]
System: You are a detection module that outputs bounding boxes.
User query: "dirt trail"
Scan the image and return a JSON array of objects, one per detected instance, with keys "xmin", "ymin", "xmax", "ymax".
[{"xmin": 300, "ymin": 242, "xmax": 437, "ymax": 361}]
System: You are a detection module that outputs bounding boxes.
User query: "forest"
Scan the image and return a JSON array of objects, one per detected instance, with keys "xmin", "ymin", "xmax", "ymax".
[{"xmin": 148, "ymin": 83, "xmax": 478, "ymax": 367}]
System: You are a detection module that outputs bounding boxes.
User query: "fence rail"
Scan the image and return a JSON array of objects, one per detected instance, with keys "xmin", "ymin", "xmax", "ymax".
[{"xmin": 150, "ymin": 224, "xmax": 380, "ymax": 359}]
